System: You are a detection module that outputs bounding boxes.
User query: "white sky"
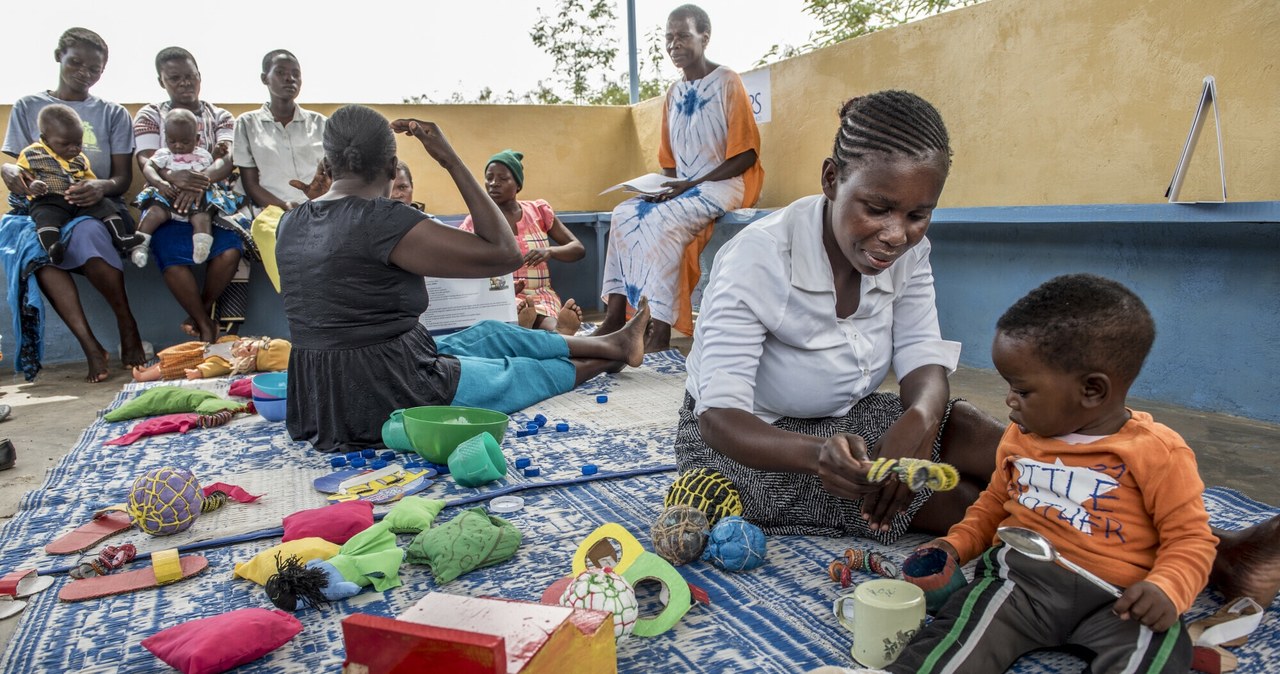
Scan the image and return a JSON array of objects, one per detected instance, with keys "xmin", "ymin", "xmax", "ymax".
[{"xmin": 3, "ymin": 1, "xmax": 822, "ymax": 105}]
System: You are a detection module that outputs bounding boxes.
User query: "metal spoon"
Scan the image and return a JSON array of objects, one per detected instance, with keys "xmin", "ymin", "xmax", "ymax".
[{"xmin": 996, "ymin": 526, "xmax": 1123, "ymax": 598}]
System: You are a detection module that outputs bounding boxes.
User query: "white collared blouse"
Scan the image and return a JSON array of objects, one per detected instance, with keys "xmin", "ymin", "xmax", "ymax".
[{"xmin": 685, "ymin": 194, "xmax": 961, "ymax": 423}]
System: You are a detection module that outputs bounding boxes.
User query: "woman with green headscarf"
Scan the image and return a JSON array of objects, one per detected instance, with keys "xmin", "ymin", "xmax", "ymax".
[{"xmin": 460, "ymin": 149, "xmax": 587, "ymax": 335}]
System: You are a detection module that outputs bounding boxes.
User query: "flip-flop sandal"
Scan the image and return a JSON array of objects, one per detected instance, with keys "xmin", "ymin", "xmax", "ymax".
[
  {"xmin": 59, "ymin": 549, "xmax": 207, "ymax": 603},
  {"xmin": 45, "ymin": 507, "xmax": 132, "ymax": 555},
  {"xmin": 0, "ymin": 569, "xmax": 55, "ymax": 600},
  {"xmin": 1188, "ymin": 597, "xmax": 1265, "ymax": 649},
  {"xmin": 0, "ymin": 598, "xmax": 25, "ymax": 620}
]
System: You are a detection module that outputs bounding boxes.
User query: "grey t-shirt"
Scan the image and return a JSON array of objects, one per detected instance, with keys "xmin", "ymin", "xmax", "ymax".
[{"xmin": 3, "ymin": 92, "xmax": 135, "ymax": 179}]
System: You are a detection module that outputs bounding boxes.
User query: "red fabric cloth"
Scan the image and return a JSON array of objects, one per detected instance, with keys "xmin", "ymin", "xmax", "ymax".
[
  {"xmin": 141, "ymin": 608, "xmax": 302, "ymax": 674},
  {"xmin": 201, "ymin": 483, "xmax": 262, "ymax": 504},
  {"xmin": 281, "ymin": 500, "xmax": 375, "ymax": 545},
  {"xmin": 228, "ymin": 378, "xmax": 254, "ymax": 398},
  {"xmin": 105, "ymin": 413, "xmax": 201, "ymax": 445}
]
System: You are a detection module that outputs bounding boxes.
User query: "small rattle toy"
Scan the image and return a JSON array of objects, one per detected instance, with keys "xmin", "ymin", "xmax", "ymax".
[{"xmin": 867, "ymin": 457, "xmax": 959, "ymax": 492}]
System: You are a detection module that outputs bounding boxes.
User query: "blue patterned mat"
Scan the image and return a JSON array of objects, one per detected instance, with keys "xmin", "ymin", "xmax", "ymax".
[{"xmin": 1, "ymin": 351, "xmax": 1276, "ymax": 673}]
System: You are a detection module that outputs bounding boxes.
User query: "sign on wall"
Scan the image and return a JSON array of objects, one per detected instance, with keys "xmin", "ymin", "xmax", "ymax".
[{"xmin": 740, "ymin": 68, "xmax": 771, "ymax": 125}]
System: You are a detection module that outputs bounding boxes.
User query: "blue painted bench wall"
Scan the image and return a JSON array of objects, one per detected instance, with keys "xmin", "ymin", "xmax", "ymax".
[{"xmin": 4, "ymin": 202, "xmax": 1276, "ymax": 425}]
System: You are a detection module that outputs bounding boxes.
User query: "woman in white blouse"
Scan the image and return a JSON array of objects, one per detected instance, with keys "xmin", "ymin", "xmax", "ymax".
[{"xmin": 679, "ymin": 91, "xmax": 1004, "ymax": 544}]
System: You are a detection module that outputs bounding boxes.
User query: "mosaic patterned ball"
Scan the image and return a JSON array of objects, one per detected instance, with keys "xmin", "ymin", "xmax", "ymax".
[
  {"xmin": 663, "ymin": 468, "xmax": 743, "ymax": 526},
  {"xmin": 650, "ymin": 504, "xmax": 709, "ymax": 566},
  {"xmin": 127, "ymin": 466, "xmax": 202, "ymax": 536},
  {"xmin": 559, "ymin": 568, "xmax": 639, "ymax": 639},
  {"xmin": 702, "ymin": 516, "xmax": 768, "ymax": 572}
]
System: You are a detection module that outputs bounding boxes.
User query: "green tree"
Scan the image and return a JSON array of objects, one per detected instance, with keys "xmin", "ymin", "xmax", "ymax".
[
  {"xmin": 759, "ymin": 0, "xmax": 984, "ymax": 65},
  {"xmin": 530, "ymin": 0, "xmax": 619, "ymax": 104}
]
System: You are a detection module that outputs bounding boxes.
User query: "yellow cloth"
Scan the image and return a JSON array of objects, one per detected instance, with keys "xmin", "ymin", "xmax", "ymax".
[
  {"xmin": 251, "ymin": 205, "xmax": 286, "ymax": 293},
  {"xmin": 255, "ymin": 338, "xmax": 291, "ymax": 371},
  {"xmin": 233, "ymin": 537, "xmax": 340, "ymax": 585}
]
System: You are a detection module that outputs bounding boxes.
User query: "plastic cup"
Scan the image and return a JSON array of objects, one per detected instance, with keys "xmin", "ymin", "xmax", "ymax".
[{"xmin": 447, "ymin": 432, "xmax": 507, "ymax": 487}]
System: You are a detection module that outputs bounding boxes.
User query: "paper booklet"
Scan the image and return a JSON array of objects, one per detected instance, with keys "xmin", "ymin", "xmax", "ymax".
[
  {"xmin": 1165, "ymin": 75, "xmax": 1226, "ymax": 204},
  {"xmin": 599, "ymin": 173, "xmax": 672, "ymax": 196},
  {"xmin": 419, "ymin": 274, "xmax": 517, "ymax": 335}
]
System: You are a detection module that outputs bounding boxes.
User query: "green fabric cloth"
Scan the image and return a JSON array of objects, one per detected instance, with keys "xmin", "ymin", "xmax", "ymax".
[
  {"xmin": 195, "ymin": 398, "xmax": 247, "ymax": 415},
  {"xmin": 406, "ymin": 508, "xmax": 521, "ymax": 584},
  {"xmin": 104, "ymin": 387, "xmax": 221, "ymax": 421},
  {"xmin": 487, "ymin": 149, "xmax": 524, "ymax": 189},
  {"xmin": 326, "ymin": 524, "xmax": 404, "ymax": 592},
  {"xmin": 381, "ymin": 497, "xmax": 446, "ymax": 534}
]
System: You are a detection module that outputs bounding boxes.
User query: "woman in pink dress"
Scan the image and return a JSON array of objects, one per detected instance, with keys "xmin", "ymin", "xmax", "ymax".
[{"xmin": 460, "ymin": 149, "xmax": 586, "ymax": 334}]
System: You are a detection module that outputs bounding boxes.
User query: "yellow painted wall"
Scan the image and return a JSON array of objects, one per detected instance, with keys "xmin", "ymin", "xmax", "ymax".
[
  {"xmin": 635, "ymin": 0, "xmax": 1278, "ymax": 207},
  {"xmin": 3, "ymin": 0, "xmax": 1275, "ymax": 211},
  {"xmin": 0, "ymin": 103, "xmax": 643, "ymax": 215}
]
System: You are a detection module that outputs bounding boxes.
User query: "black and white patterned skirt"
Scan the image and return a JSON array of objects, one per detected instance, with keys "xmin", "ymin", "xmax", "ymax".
[{"xmin": 675, "ymin": 392, "xmax": 956, "ymax": 544}]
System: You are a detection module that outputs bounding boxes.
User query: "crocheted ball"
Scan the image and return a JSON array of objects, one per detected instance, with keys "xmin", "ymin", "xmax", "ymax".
[
  {"xmin": 559, "ymin": 568, "xmax": 639, "ymax": 639},
  {"xmin": 127, "ymin": 466, "xmax": 203, "ymax": 536},
  {"xmin": 650, "ymin": 505, "xmax": 709, "ymax": 566},
  {"xmin": 702, "ymin": 516, "xmax": 767, "ymax": 572},
  {"xmin": 663, "ymin": 468, "xmax": 743, "ymax": 526}
]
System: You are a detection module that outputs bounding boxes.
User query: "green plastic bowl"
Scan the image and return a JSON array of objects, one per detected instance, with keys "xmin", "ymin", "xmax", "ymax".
[{"xmin": 402, "ymin": 406, "xmax": 509, "ymax": 464}]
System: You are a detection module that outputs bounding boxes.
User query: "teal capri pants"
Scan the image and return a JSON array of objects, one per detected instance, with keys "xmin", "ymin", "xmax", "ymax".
[{"xmin": 437, "ymin": 320, "xmax": 576, "ymax": 414}]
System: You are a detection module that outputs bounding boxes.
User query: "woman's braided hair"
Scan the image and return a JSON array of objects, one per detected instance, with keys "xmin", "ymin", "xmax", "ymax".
[
  {"xmin": 831, "ymin": 90, "xmax": 952, "ymax": 176},
  {"xmin": 323, "ymin": 104, "xmax": 397, "ymax": 183}
]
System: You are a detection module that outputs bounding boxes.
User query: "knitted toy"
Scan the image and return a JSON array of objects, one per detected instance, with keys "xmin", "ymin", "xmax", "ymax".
[
  {"xmin": 68, "ymin": 544, "xmax": 137, "ymax": 579},
  {"xmin": 867, "ymin": 457, "xmax": 959, "ymax": 492},
  {"xmin": 827, "ymin": 548, "xmax": 901, "ymax": 588},
  {"xmin": 663, "ymin": 468, "xmax": 743, "ymax": 526},
  {"xmin": 701, "ymin": 516, "xmax": 767, "ymax": 572},
  {"xmin": 901, "ymin": 546, "xmax": 968, "ymax": 613},
  {"xmin": 650, "ymin": 505, "xmax": 709, "ymax": 566},
  {"xmin": 559, "ymin": 567, "xmax": 639, "ymax": 640},
  {"xmin": 127, "ymin": 467, "xmax": 226, "ymax": 536},
  {"xmin": 265, "ymin": 523, "xmax": 404, "ymax": 611}
]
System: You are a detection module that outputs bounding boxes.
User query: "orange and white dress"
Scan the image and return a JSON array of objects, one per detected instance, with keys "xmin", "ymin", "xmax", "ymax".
[
  {"xmin": 460, "ymin": 199, "xmax": 563, "ymax": 317},
  {"xmin": 601, "ymin": 66, "xmax": 763, "ymax": 335}
]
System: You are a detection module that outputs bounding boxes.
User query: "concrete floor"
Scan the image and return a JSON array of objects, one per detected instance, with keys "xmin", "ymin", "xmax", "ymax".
[{"xmin": 0, "ymin": 332, "xmax": 1277, "ymax": 651}]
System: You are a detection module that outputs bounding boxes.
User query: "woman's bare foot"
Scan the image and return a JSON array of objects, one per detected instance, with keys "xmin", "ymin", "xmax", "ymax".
[
  {"xmin": 555, "ymin": 299, "xmax": 583, "ymax": 336},
  {"xmin": 118, "ymin": 324, "xmax": 146, "ymax": 369},
  {"xmin": 1211, "ymin": 516, "xmax": 1280, "ymax": 608},
  {"xmin": 612, "ymin": 296, "xmax": 649, "ymax": 368},
  {"xmin": 517, "ymin": 301, "xmax": 538, "ymax": 329},
  {"xmin": 643, "ymin": 318, "xmax": 672, "ymax": 354},
  {"xmin": 132, "ymin": 364, "xmax": 162, "ymax": 382},
  {"xmin": 86, "ymin": 349, "xmax": 110, "ymax": 383}
]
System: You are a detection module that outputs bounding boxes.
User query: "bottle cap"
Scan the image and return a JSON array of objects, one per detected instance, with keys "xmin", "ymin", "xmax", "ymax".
[
  {"xmin": 555, "ymin": 422, "xmax": 569, "ymax": 432},
  {"xmin": 523, "ymin": 466, "xmax": 541, "ymax": 477},
  {"xmin": 330, "ymin": 457, "xmax": 348, "ymax": 468},
  {"xmin": 581, "ymin": 464, "xmax": 598, "ymax": 476},
  {"xmin": 515, "ymin": 457, "xmax": 532, "ymax": 469},
  {"xmin": 596, "ymin": 395, "xmax": 608, "ymax": 403},
  {"xmin": 489, "ymin": 495, "xmax": 525, "ymax": 513}
]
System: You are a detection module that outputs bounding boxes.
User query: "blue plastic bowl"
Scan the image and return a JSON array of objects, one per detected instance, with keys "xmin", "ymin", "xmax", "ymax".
[
  {"xmin": 254, "ymin": 395, "xmax": 287, "ymax": 422},
  {"xmin": 252, "ymin": 371, "xmax": 288, "ymax": 399}
]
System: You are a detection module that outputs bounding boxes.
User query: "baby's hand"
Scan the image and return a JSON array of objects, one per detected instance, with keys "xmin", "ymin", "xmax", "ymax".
[
  {"xmin": 184, "ymin": 368, "xmax": 202, "ymax": 380},
  {"xmin": 1113, "ymin": 580, "xmax": 1178, "ymax": 631},
  {"xmin": 212, "ymin": 142, "xmax": 231, "ymax": 160},
  {"xmin": 29, "ymin": 179, "xmax": 48, "ymax": 196}
]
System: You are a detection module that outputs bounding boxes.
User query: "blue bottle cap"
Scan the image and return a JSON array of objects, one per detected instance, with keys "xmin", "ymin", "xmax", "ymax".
[
  {"xmin": 515, "ymin": 457, "xmax": 532, "ymax": 469},
  {"xmin": 526, "ymin": 421, "xmax": 539, "ymax": 431},
  {"xmin": 346, "ymin": 452, "xmax": 360, "ymax": 460},
  {"xmin": 379, "ymin": 451, "xmax": 397, "ymax": 462},
  {"xmin": 435, "ymin": 463, "xmax": 450, "ymax": 475},
  {"xmin": 533, "ymin": 414, "xmax": 548, "ymax": 426},
  {"xmin": 404, "ymin": 461, "xmax": 422, "ymax": 469},
  {"xmin": 596, "ymin": 395, "xmax": 608, "ymax": 403},
  {"xmin": 371, "ymin": 459, "xmax": 388, "ymax": 469},
  {"xmin": 516, "ymin": 429, "xmax": 530, "ymax": 438},
  {"xmin": 523, "ymin": 466, "xmax": 541, "ymax": 477},
  {"xmin": 527, "ymin": 427, "xmax": 538, "ymax": 435},
  {"xmin": 351, "ymin": 457, "xmax": 367, "ymax": 468},
  {"xmin": 330, "ymin": 457, "xmax": 348, "ymax": 468},
  {"xmin": 581, "ymin": 464, "xmax": 598, "ymax": 476},
  {"xmin": 555, "ymin": 422, "xmax": 569, "ymax": 432},
  {"xmin": 361, "ymin": 448, "xmax": 376, "ymax": 459}
]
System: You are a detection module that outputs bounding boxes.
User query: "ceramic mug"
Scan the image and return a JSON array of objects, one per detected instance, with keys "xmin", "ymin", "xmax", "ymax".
[{"xmin": 833, "ymin": 578, "xmax": 926, "ymax": 668}]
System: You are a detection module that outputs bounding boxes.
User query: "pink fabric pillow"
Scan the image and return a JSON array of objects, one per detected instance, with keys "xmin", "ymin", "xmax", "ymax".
[
  {"xmin": 281, "ymin": 500, "xmax": 374, "ymax": 544},
  {"xmin": 141, "ymin": 608, "xmax": 302, "ymax": 674}
]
